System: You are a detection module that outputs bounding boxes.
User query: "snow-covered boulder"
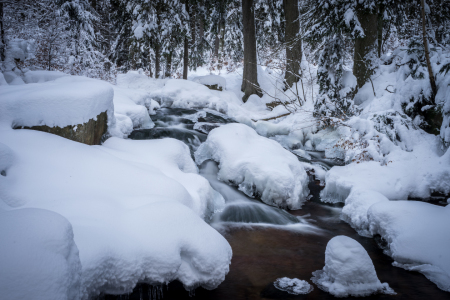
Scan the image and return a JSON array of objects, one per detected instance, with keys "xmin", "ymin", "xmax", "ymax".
[
  {"xmin": 151, "ymin": 79, "xmax": 228, "ymax": 113},
  {"xmin": 0, "ymin": 208, "xmax": 82, "ymax": 300},
  {"xmin": 0, "ymin": 75, "xmax": 114, "ymax": 145},
  {"xmin": 195, "ymin": 123, "xmax": 309, "ymax": 210},
  {"xmin": 0, "ymin": 128, "xmax": 231, "ymax": 298},
  {"xmin": 192, "ymin": 75, "xmax": 226, "ymax": 91},
  {"xmin": 368, "ymin": 201, "xmax": 450, "ymax": 292},
  {"xmin": 341, "ymin": 189, "xmax": 389, "ymax": 237},
  {"xmin": 311, "ymin": 236, "xmax": 395, "ymax": 297}
]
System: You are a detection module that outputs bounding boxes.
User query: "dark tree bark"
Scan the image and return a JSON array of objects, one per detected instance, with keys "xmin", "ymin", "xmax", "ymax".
[
  {"xmin": 0, "ymin": 2, "xmax": 4, "ymax": 61},
  {"xmin": 155, "ymin": 3, "xmax": 162, "ymax": 78},
  {"xmin": 183, "ymin": 0, "xmax": 189, "ymax": 79},
  {"xmin": 241, "ymin": 0, "xmax": 262, "ymax": 102},
  {"xmin": 353, "ymin": 5, "xmax": 378, "ymax": 90},
  {"xmin": 421, "ymin": 0, "xmax": 437, "ymax": 99},
  {"xmin": 214, "ymin": 33, "xmax": 219, "ymax": 58},
  {"xmin": 283, "ymin": 0, "xmax": 302, "ymax": 89},
  {"xmin": 165, "ymin": 51, "xmax": 172, "ymax": 78},
  {"xmin": 377, "ymin": 4, "xmax": 384, "ymax": 57}
]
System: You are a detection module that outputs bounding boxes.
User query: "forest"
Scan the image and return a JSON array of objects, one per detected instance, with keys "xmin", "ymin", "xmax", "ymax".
[{"xmin": 1, "ymin": 0, "xmax": 450, "ymax": 299}]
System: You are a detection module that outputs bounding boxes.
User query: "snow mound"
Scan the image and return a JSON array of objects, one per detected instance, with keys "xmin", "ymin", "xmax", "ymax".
[
  {"xmin": 151, "ymin": 79, "xmax": 228, "ymax": 113},
  {"xmin": 341, "ymin": 189, "xmax": 389, "ymax": 237},
  {"xmin": 0, "ymin": 75, "xmax": 114, "ymax": 129},
  {"xmin": 192, "ymin": 75, "xmax": 226, "ymax": 89},
  {"xmin": 112, "ymin": 86, "xmax": 154, "ymax": 129},
  {"xmin": 274, "ymin": 277, "xmax": 313, "ymax": 295},
  {"xmin": 195, "ymin": 123, "xmax": 309, "ymax": 210},
  {"xmin": 368, "ymin": 201, "xmax": 450, "ymax": 292},
  {"xmin": 311, "ymin": 236, "xmax": 395, "ymax": 297},
  {"xmin": 0, "ymin": 129, "xmax": 232, "ymax": 298},
  {"xmin": 0, "ymin": 208, "xmax": 82, "ymax": 300},
  {"xmin": 321, "ymin": 146, "xmax": 450, "ymax": 202},
  {"xmin": 101, "ymin": 137, "xmax": 225, "ymax": 219}
]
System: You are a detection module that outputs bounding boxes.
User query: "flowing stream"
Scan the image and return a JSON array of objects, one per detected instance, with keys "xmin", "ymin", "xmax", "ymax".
[{"xmin": 99, "ymin": 107, "xmax": 448, "ymax": 300}]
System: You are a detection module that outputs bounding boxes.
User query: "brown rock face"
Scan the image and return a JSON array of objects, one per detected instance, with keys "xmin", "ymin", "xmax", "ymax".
[{"xmin": 19, "ymin": 111, "xmax": 108, "ymax": 145}]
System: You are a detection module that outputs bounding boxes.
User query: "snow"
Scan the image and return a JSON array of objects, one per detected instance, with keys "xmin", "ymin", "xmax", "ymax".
[
  {"xmin": 321, "ymin": 140, "xmax": 450, "ymax": 202},
  {"xmin": 195, "ymin": 123, "xmax": 309, "ymax": 210},
  {"xmin": 0, "ymin": 208, "xmax": 82, "ymax": 300},
  {"xmin": 192, "ymin": 75, "xmax": 227, "ymax": 89},
  {"xmin": 0, "ymin": 127, "xmax": 232, "ymax": 299},
  {"xmin": 0, "ymin": 75, "xmax": 114, "ymax": 130},
  {"xmin": 311, "ymin": 236, "xmax": 395, "ymax": 297},
  {"xmin": 151, "ymin": 79, "xmax": 229, "ymax": 113},
  {"xmin": 274, "ymin": 277, "xmax": 313, "ymax": 295},
  {"xmin": 368, "ymin": 201, "xmax": 450, "ymax": 292},
  {"xmin": 340, "ymin": 189, "xmax": 389, "ymax": 237}
]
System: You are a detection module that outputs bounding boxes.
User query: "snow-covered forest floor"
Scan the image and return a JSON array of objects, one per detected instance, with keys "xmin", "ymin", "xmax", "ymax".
[
  {"xmin": 1, "ymin": 58, "xmax": 450, "ymax": 299},
  {"xmin": 1, "ymin": 0, "xmax": 450, "ymax": 299}
]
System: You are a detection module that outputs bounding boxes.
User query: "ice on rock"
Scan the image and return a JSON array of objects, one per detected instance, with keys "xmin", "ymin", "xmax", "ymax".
[
  {"xmin": 368, "ymin": 201, "xmax": 450, "ymax": 292},
  {"xmin": 195, "ymin": 123, "xmax": 309, "ymax": 210},
  {"xmin": 0, "ymin": 208, "xmax": 82, "ymax": 300},
  {"xmin": 311, "ymin": 236, "xmax": 395, "ymax": 297},
  {"xmin": 274, "ymin": 277, "xmax": 313, "ymax": 295}
]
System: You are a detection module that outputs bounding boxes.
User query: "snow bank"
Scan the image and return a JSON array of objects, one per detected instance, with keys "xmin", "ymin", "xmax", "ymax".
[
  {"xmin": 311, "ymin": 236, "xmax": 395, "ymax": 297},
  {"xmin": 341, "ymin": 189, "xmax": 389, "ymax": 237},
  {"xmin": 0, "ymin": 128, "xmax": 232, "ymax": 298},
  {"xmin": 192, "ymin": 75, "xmax": 226, "ymax": 89},
  {"xmin": 112, "ymin": 87, "xmax": 154, "ymax": 130},
  {"xmin": 195, "ymin": 123, "xmax": 309, "ymax": 210},
  {"xmin": 0, "ymin": 208, "xmax": 81, "ymax": 300},
  {"xmin": 0, "ymin": 75, "xmax": 114, "ymax": 129},
  {"xmin": 321, "ymin": 146, "xmax": 450, "ymax": 202},
  {"xmin": 101, "ymin": 137, "xmax": 225, "ymax": 219},
  {"xmin": 368, "ymin": 201, "xmax": 450, "ymax": 292},
  {"xmin": 274, "ymin": 278, "xmax": 313, "ymax": 295},
  {"xmin": 23, "ymin": 70, "xmax": 68, "ymax": 83},
  {"xmin": 152, "ymin": 79, "xmax": 228, "ymax": 113}
]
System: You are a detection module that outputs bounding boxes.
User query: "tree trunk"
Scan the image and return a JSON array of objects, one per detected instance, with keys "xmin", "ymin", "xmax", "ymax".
[
  {"xmin": 377, "ymin": 4, "xmax": 384, "ymax": 57},
  {"xmin": 155, "ymin": 44, "xmax": 161, "ymax": 78},
  {"xmin": 353, "ymin": 5, "xmax": 378, "ymax": 90},
  {"xmin": 241, "ymin": 0, "xmax": 262, "ymax": 102},
  {"xmin": 155, "ymin": 3, "xmax": 162, "ymax": 78},
  {"xmin": 283, "ymin": 0, "xmax": 302, "ymax": 89},
  {"xmin": 0, "ymin": 2, "xmax": 5, "ymax": 61},
  {"xmin": 165, "ymin": 51, "xmax": 172, "ymax": 78},
  {"xmin": 183, "ymin": 0, "xmax": 189, "ymax": 79},
  {"xmin": 421, "ymin": 0, "xmax": 437, "ymax": 99},
  {"xmin": 214, "ymin": 33, "xmax": 219, "ymax": 58}
]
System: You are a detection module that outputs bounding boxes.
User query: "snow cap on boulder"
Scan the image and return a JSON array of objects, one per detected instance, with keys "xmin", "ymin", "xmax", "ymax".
[{"xmin": 311, "ymin": 235, "xmax": 395, "ymax": 297}]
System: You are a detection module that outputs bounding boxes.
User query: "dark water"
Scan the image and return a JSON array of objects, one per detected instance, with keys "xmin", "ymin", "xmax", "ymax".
[{"xmin": 99, "ymin": 107, "xmax": 449, "ymax": 300}]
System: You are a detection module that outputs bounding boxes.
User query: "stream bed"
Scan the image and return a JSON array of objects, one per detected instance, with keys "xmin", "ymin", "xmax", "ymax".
[{"xmin": 99, "ymin": 108, "xmax": 449, "ymax": 300}]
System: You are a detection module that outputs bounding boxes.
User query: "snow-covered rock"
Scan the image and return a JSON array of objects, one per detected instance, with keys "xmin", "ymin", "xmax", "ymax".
[
  {"xmin": 0, "ymin": 208, "xmax": 82, "ymax": 300},
  {"xmin": 195, "ymin": 123, "xmax": 309, "ymax": 210},
  {"xmin": 341, "ymin": 189, "xmax": 389, "ymax": 237},
  {"xmin": 152, "ymin": 79, "xmax": 228, "ymax": 113},
  {"xmin": 0, "ymin": 128, "xmax": 232, "ymax": 299},
  {"xmin": 274, "ymin": 277, "xmax": 313, "ymax": 295},
  {"xmin": 368, "ymin": 201, "xmax": 450, "ymax": 292},
  {"xmin": 311, "ymin": 236, "xmax": 395, "ymax": 297},
  {"xmin": 192, "ymin": 75, "xmax": 226, "ymax": 91},
  {"xmin": 0, "ymin": 75, "xmax": 114, "ymax": 130},
  {"xmin": 321, "ymin": 145, "xmax": 450, "ymax": 203}
]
